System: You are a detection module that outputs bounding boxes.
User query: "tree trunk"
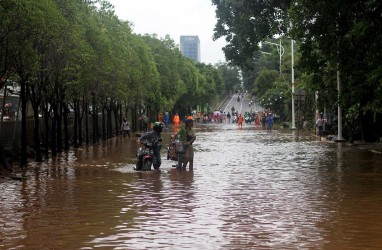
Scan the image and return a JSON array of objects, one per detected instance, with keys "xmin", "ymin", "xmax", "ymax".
[
  {"xmin": 114, "ymin": 102, "xmax": 120, "ymax": 136},
  {"xmin": 107, "ymin": 105, "xmax": 112, "ymax": 138},
  {"xmin": 50, "ymin": 105, "xmax": 57, "ymax": 156},
  {"xmin": 19, "ymin": 78, "xmax": 28, "ymax": 167},
  {"xmin": 73, "ymin": 100, "xmax": 79, "ymax": 148},
  {"xmin": 43, "ymin": 108, "xmax": 50, "ymax": 159},
  {"xmin": 85, "ymin": 100, "xmax": 89, "ymax": 145},
  {"xmin": 56, "ymin": 103, "xmax": 63, "ymax": 153},
  {"xmin": 33, "ymin": 109, "xmax": 42, "ymax": 162},
  {"xmin": 78, "ymin": 104, "xmax": 83, "ymax": 146},
  {"xmin": 28, "ymin": 84, "xmax": 42, "ymax": 162},
  {"xmin": 92, "ymin": 94, "xmax": 98, "ymax": 143},
  {"xmin": 63, "ymin": 104, "xmax": 69, "ymax": 150},
  {"xmin": 102, "ymin": 105, "xmax": 106, "ymax": 140}
]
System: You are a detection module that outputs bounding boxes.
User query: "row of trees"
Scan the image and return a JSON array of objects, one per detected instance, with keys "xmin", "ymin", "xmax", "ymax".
[
  {"xmin": 0, "ymin": 0, "xmax": 241, "ymax": 166},
  {"xmin": 212, "ymin": 0, "xmax": 382, "ymax": 142}
]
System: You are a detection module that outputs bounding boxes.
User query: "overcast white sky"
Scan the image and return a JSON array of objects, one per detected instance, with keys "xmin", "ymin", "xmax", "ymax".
[{"xmin": 107, "ymin": 0, "xmax": 227, "ymax": 65}]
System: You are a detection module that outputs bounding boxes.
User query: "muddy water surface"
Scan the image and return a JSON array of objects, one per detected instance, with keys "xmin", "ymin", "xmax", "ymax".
[{"xmin": 1, "ymin": 124, "xmax": 382, "ymax": 249}]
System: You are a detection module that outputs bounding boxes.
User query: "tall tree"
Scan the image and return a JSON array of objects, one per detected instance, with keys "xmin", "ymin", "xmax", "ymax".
[
  {"xmin": 290, "ymin": 0, "xmax": 382, "ymax": 141},
  {"xmin": 212, "ymin": 0, "xmax": 291, "ymax": 69},
  {"xmin": 217, "ymin": 63, "xmax": 241, "ymax": 94}
]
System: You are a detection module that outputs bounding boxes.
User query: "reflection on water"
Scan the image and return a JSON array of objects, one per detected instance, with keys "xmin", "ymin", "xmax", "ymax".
[{"xmin": 1, "ymin": 124, "xmax": 382, "ymax": 249}]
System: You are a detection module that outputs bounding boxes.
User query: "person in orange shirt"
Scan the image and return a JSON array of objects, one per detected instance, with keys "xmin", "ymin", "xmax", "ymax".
[
  {"xmin": 255, "ymin": 113, "xmax": 259, "ymax": 125},
  {"xmin": 173, "ymin": 113, "xmax": 180, "ymax": 128},
  {"xmin": 158, "ymin": 112, "xmax": 163, "ymax": 122},
  {"xmin": 238, "ymin": 113, "xmax": 244, "ymax": 128}
]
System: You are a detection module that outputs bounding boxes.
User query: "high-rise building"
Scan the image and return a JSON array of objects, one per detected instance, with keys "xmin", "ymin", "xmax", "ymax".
[{"xmin": 180, "ymin": 36, "xmax": 200, "ymax": 62}]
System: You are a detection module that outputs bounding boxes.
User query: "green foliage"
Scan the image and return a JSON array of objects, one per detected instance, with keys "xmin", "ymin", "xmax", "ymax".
[
  {"xmin": 258, "ymin": 82, "xmax": 290, "ymax": 120},
  {"xmin": 140, "ymin": 34, "xmax": 188, "ymax": 110},
  {"xmin": 217, "ymin": 64, "xmax": 241, "ymax": 94},
  {"xmin": 177, "ymin": 126, "xmax": 187, "ymax": 142},
  {"xmin": 344, "ymin": 103, "xmax": 362, "ymax": 141},
  {"xmin": 1, "ymin": 0, "xmax": 232, "ymax": 134},
  {"xmin": 289, "ymin": 0, "xmax": 382, "ymax": 140},
  {"xmin": 212, "ymin": 0, "xmax": 291, "ymax": 68},
  {"xmin": 253, "ymin": 69, "xmax": 280, "ymax": 98},
  {"xmin": 211, "ymin": 0, "xmax": 382, "ymax": 141}
]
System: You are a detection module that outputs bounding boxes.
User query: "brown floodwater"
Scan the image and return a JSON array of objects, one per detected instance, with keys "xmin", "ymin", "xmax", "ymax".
[{"xmin": 1, "ymin": 123, "xmax": 382, "ymax": 249}]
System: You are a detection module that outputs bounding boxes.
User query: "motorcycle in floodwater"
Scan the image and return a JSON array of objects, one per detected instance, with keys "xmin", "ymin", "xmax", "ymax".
[
  {"xmin": 167, "ymin": 135, "xmax": 188, "ymax": 171},
  {"xmin": 134, "ymin": 138, "xmax": 162, "ymax": 171}
]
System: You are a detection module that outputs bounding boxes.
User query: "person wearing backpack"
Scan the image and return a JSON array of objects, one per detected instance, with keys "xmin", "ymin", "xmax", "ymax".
[{"xmin": 316, "ymin": 112, "xmax": 326, "ymax": 141}]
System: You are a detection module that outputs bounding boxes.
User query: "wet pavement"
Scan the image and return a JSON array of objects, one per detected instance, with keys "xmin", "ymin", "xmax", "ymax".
[{"xmin": 1, "ymin": 121, "xmax": 382, "ymax": 249}]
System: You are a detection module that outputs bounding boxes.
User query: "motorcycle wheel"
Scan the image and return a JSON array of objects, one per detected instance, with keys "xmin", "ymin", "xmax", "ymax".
[
  {"xmin": 142, "ymin": 159, "xmax": 152, "ymax": 171},
  {"xmin": 134, "ymin": 162, "xmax": 140, "ymax": 171}
]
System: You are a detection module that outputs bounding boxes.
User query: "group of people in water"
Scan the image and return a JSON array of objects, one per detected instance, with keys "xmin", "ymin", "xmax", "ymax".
[
  {"xmin": 189, "ymin": 107, "xmax": 274, "ymax": 131},
  {"xmin": 121, "ymin": 105, "xmax": 277, "ymax": 171}
]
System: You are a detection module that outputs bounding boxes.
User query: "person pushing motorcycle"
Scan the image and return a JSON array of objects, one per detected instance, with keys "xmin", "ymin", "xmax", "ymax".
[
  {"xmin": 182, "ymin": 119, "xmax": 196, "ymax": 171},
  {"xmin": 136, "ymin": 122, "xmax": 165, "ymax": 169}
]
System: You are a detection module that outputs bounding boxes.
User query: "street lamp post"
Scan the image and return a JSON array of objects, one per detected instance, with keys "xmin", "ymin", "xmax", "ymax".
[
  {"xmin": 264, "ymin": 39, "xmax": 284, "ymax": 75},
  {"xmin": 336, "ymin": 63, "xmax": 345, "ymax": 142},
  {"xmin": 291, "ymin": 39, "xmax": 296, "ymax": 129},
  {"xmin": 262, "ymin": 38, "xmax": 296, "ymax": 129}
]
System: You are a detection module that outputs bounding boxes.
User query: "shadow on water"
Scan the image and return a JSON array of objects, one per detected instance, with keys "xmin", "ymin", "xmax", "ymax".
[{"xmin": 1, "ymin": 123, "xmax": 382, "ymax": 249}]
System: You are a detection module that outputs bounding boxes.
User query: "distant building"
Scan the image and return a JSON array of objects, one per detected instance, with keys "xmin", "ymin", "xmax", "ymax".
[{"xmin": 180, "ymin": 36, "xmax": 200, "ymax": 62}]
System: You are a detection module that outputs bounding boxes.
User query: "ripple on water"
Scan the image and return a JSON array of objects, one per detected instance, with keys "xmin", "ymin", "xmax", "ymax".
[{"xmin": 2, "ymin": 126, "xmax": 382, "ymax": 249}]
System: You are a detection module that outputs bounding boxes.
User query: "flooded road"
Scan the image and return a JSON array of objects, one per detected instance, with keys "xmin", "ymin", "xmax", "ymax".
[{"xmin": 1, "ymin": 123, "xmax": 382, "ymax": 249}]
